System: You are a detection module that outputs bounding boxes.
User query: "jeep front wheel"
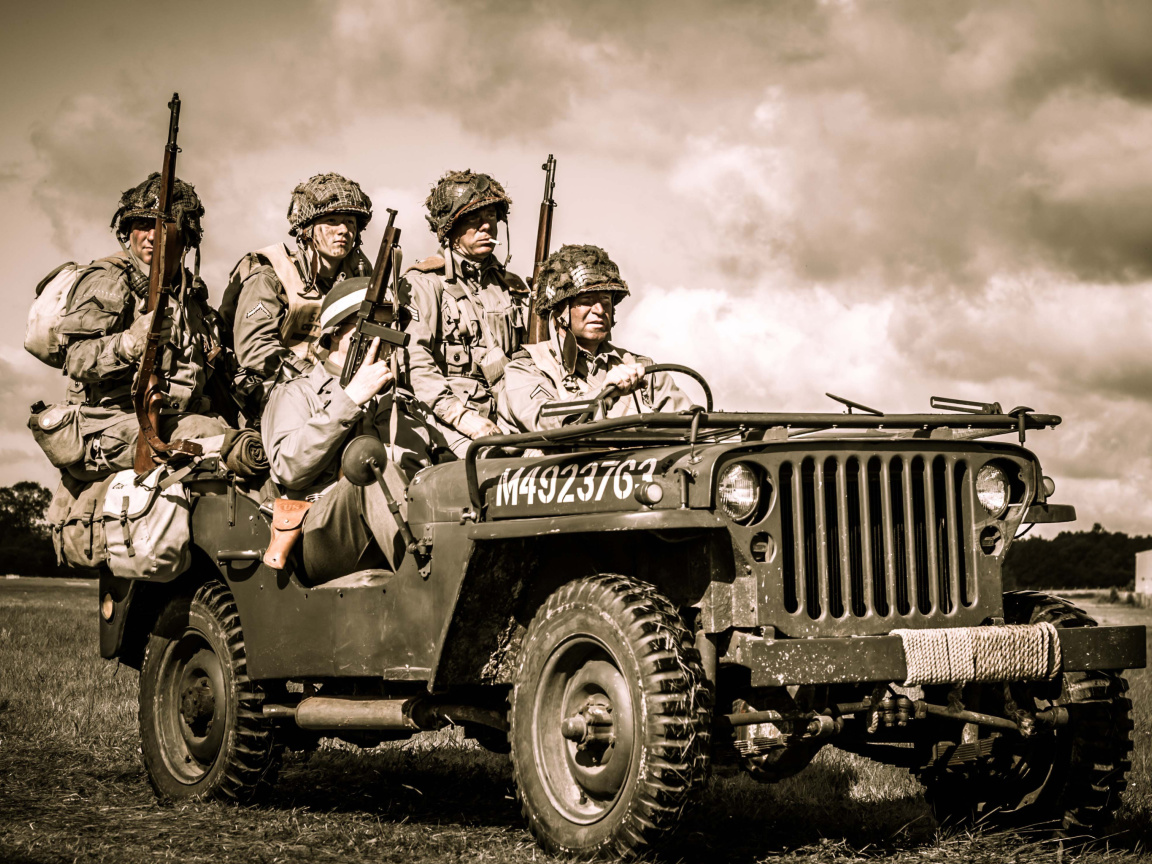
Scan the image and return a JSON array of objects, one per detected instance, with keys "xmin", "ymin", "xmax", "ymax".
[
  {"xmin": 916, "ymin": 591, "xmax": 1134, "ymax": 833},
  {"xmin": 139, "ymin": 581, "xmax": 279, "ymax": 802},
  {"xmin": 509, "ymin": 574, "xmax": 712, "ymax": 858}
]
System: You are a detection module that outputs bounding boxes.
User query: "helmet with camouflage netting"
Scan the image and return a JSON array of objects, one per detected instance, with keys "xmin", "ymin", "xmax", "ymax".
[
  {"xmin": 536, "ymin": 244, "xmax": 630, "ymax": 316},
  {"xmin": 111, "ymin": 173, "xmax": 205, "ymax": 247},
  {"xmin": 424, "ymin": 170, "xmax": 511, "ymax": 244},
  {"xmin": 287, "ymin": 173, "xmax": 373, "ymax": 237}
]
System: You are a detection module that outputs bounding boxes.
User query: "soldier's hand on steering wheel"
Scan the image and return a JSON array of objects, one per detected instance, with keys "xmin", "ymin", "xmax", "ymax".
[
  {"xmin": 342, "ymin": 337, "xmax": 395, "ymax": 406},
  {"xmin": 602, "ymin": 363, "xmax": 646, "ymax": 396}
]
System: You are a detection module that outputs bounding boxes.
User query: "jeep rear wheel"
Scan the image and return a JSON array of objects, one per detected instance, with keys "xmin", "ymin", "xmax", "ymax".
[
  {"xmin": 139, "ymin": 581, "xmax": 279, "ymax": 802},
  {"xmin": 509, "ymin": 574, "xmax": 712, "ymax": 858},
  {"xmin": 917, "ymin": 591, "xmax": 1133, "ymax": 833}
]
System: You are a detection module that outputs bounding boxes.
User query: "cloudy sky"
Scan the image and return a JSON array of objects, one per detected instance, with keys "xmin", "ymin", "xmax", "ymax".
[{"xmin": 3, "ymin": 0, "xmax": 1151, "ymax": 535}]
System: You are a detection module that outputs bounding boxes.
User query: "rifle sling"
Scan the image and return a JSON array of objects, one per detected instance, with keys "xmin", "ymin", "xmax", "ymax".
[{"xmin": 132, "ymin": 292, "xmax": 202, "ymax": 464}]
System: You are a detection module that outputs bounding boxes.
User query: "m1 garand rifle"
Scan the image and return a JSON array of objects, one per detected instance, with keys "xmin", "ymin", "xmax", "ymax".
[
  {"xmin": 132, "ymin": 93, "xmax": 202, "ymax": 474},
  {"xmin": 340, "ymin": 208, "xmax": 410, "ymax": 387},
  {"xmin": 525, "ymin": 155, "xmax": 557, "ymax": 345}
]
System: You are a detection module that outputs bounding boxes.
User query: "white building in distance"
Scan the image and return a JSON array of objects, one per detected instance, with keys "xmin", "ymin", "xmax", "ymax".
[{"xmin": 1137, "ymin": 549, "xmax": 1152, "ymax": 597}]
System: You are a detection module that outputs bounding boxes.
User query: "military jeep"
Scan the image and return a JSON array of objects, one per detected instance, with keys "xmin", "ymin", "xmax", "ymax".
[{"xmin": 98, "ymin": 369, "xmax": 1146, "ymax": 858}]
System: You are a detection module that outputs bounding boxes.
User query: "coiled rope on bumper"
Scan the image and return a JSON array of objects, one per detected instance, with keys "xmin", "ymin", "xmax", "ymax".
[{"xmin": 892, "ymin": 622, "xmax": 1062, "ymax": 686}]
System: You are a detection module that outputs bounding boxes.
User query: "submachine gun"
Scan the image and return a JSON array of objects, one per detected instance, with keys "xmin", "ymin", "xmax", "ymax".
[
  {"xmin": 132, "ymin": 93, "xmax": 202, "ymax": 474},
  {"xmin": 337, "ymin": 209, "xmax": 419, "ymax": 559},
  {"xmin": 340, "ymin": 208, "xmax": 409, "ymax": 387},
  {"xmin": 525, "ymin": 155, "xmax": 557, "ymax": 345}
]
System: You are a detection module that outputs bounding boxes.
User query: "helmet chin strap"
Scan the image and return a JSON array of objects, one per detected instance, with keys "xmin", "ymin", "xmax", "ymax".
[
  {"xmin": 352, "ymin": 227, "xmax": 367, "ymax": 276},
  {"xmin": 296, "ymin": 227, "xmax": 321, "ymax": 292},
  {"xmin": 553, "ymin": 306, "xmax": 580, "ymax": 375}
]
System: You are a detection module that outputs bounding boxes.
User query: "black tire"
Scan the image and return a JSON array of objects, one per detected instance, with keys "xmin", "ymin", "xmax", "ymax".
[
  {"xmin": 510, "ymin": 574, "xmax": 712, "ymax": 858},
  {"xmin": 139, "ymin": 581, "xmax": 280, "ymax": 802},
  {"xmin": 916, "ymin": 590, "xmax": 1133, "ymax": 833}
]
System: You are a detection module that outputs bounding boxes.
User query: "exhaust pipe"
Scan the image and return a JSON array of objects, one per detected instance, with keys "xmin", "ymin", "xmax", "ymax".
[
  {"xmin": 263, "ymin": 696, "xmax": 508, "ymax": 733},
  {"xmin": 296, "ymin": 697, "xmax": 421, "ymax": 731}
]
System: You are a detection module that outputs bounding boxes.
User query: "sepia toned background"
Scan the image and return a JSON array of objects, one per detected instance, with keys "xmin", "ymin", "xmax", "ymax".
[{"xmin": 2, "ymin": 0, "xmax": 1150, "ymax": 535}]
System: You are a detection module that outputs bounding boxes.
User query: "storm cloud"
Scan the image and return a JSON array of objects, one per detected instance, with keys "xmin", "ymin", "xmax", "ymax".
[{"xmin": 3, "ymin": 0, "xmax": 1151, "ymax": 533}]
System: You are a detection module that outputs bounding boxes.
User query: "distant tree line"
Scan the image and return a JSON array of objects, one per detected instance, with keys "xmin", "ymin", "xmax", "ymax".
[
  {"xmin": 0, "ymin": 481, "xmax": 78, "ymax": 577},
  {"xmin": 1003, "ymin": 523, "xmax": 1152, "ymax": 591},
  {"xmin": 1, "ymin": 480, "xmax": 1149, "ymax": 588}
]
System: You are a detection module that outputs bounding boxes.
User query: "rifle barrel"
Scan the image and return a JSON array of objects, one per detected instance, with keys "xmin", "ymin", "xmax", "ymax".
[
  {"xmin": 166, "ymin": 93, "xmax": 180, "ymax": 149},
  {"xmin": 526, "ymin": 155, "xmax": 558, "ymax": 344}
]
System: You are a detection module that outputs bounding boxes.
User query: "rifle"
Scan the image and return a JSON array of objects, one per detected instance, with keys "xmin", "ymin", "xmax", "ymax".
[
  {"xmin": 132, "ymin": 93, "xmax": 202, "ymax": 474},
  {"xmin": 340, "ymin": 208, "xmax": 410, "ymax": 387},
  {"xmin": 525, "ymin": 155, "xmax": 557, "ymax": 344}
]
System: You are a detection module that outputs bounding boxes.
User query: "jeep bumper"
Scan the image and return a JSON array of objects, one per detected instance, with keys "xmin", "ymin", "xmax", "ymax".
[{"xmin": 727, "ymin": 625, "xmax": 1147, "ymax": 687}]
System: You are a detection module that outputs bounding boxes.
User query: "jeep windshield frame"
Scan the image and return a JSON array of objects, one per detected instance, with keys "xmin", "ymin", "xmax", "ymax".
[{"xmin": 463, "ymin": 409, "xmax": 1062, "ymax": 514}]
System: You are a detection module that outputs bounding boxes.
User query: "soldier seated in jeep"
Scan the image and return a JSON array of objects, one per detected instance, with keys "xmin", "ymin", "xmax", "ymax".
[
  {"xmin": 262, "ymin": 277, "xmax": 435, "ymax": 581},
  {"xmin": 500, "ymin": 244, "xmax": 693, "ymax": 432},
  {"xmin": 221, "ymin": 173, "xmax": 373, "ymax": 416},
  {"xmin": 402, "ymin": 170, "xmax": 530, "ymax": 456},
  {"xmin": 52, "ymin": 174, "xmax": 229, "ymax": 480}
]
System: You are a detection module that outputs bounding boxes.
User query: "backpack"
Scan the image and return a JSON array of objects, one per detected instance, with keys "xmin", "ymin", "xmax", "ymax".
[
  {"xmin": 25, "ymin": 262, "xmax": 80, "ymax": 368},
  {"xmin": 26, "ymin": 255, "xmax": 136, "ymax": 368}
]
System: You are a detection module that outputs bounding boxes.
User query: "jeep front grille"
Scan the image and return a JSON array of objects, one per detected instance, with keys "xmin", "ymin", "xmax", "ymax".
[{"xmin": 779, "ymin": 454, "xmax": 973, "ymax": 622}]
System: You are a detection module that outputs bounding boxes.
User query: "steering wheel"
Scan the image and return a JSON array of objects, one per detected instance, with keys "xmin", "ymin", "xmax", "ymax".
[{"xmin": 576, "ymin": 362, "xmax": 713, "ymax": 422}]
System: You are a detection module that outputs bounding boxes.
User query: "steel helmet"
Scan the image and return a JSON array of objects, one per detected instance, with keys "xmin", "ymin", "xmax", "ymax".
[
  {"xmin": 424, "ymin": 170, "xmax": 511, "ymax": 244},
  {"xmin": 536, "ymin": 244, "xmax": 630, "ymax": 316},
  {"xmin": 111, "ymin": 173, "xmax": 205, "ymax": 247},
  {"xmin": 287, "ymin": 173, "xmax": 373, "ymax": 237}
]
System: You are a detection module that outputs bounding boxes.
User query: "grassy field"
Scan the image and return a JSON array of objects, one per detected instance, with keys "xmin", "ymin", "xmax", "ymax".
[{"xmin": 1, "ymin": 578, "xmax": 1150, "ymax": 864}]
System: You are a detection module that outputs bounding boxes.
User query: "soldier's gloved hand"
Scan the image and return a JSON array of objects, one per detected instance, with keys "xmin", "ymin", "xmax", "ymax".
[
  {"xmin": 456, "ymin": 410, "xmax": 500, "ymax": 440},
  {"xmin": 118, "ymin": 309, "xmax": 172, "ymax": 364},
  {"xmin": 602, "ymin": 363, "xmax": 646, "ymax": 395},
  {"xmin": 342, "ymin": 337, "xmax": 395, "ymax": 406}
]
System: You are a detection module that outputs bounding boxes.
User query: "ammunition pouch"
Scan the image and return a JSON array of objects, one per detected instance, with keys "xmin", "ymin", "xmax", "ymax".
[
  {"xmin": 478, "ymin": 345, "xmax": 509, "ymax": 388},
  {"xmin": 264, "ymin": 498, "xmax": 312, "ymax": 569},
  {"xmin": 76, "ymin": 408, "xmax": 143, "ymax": 480},
  {"xmin": 48, "ymin": 474, "xmax": 112, "ymax": 569},
  {"xmin": 30, "ymin": 403, "xmax": 142, "ymax": 479},
  {"xmin": 444, "ymin": 342, "xmax": 473, "ymax": 376}
]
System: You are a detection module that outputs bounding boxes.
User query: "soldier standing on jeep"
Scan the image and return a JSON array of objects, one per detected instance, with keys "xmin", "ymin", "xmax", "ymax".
[
  {"xmin": 402, "ymin": 170, "xmax": 529, "ymax": 457},
  {"xmin": 500, "ymin": 244, "xmax": 692, "ymax": 432},
  {"xmin": 221, "ymin": 173, "xmax": 373, "ymax": 414},
  {"xmin": 53, "ymin": 174, "xmax": 228, "ymax": 479},
  {"xmin": 262, "ymin": 277, "xmax": 435, "ymax": 581}
]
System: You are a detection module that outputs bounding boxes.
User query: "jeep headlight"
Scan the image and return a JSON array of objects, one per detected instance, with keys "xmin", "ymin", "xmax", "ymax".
[
  {"xmin": 976, "ymin": 464, "xmax": 1009, "ymax": 518},
  {"xmin": 718, "ymin": 463, "xmax": 759, "ymax": 522}
]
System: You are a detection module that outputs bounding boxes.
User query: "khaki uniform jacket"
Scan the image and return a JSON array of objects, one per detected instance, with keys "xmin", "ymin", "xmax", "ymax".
[
  {"xmin": 223, "ymin": 245, "xmax": 370, "ymax": 406},
  {"xmin": 499, "ymin": 334, "xmax": 694, "ymax": 432},
  {"xmin": 56, "ymin": 250, "xmax": 220, "ymax": 415},
  {"xmin": 402, "ymin": 249, "xmax": 528, "ymax": 455},
  {"xmin": 262, "ymin": 360, "xmax": 434, "ymax": 499}
]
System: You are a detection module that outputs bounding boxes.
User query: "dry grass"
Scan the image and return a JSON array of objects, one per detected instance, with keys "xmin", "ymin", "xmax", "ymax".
[{"xmin": 1, "ymin": 578, "xmax": 1150, "ymax": 863}]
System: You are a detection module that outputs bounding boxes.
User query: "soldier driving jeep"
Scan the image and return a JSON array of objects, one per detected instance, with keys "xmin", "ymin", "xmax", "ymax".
[
  {"xmin": 500, "ymin": 244, "xmax": 693, "ymax": 431},
  {"xmin": 261, "ymin": 276, "xmax": 436, "ymax": 582}
]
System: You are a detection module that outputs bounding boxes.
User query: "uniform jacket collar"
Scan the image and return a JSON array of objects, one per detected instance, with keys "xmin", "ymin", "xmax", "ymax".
[{"xmin": 444, "ymin": 247, "xmax": 501, "ymax": 283}]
